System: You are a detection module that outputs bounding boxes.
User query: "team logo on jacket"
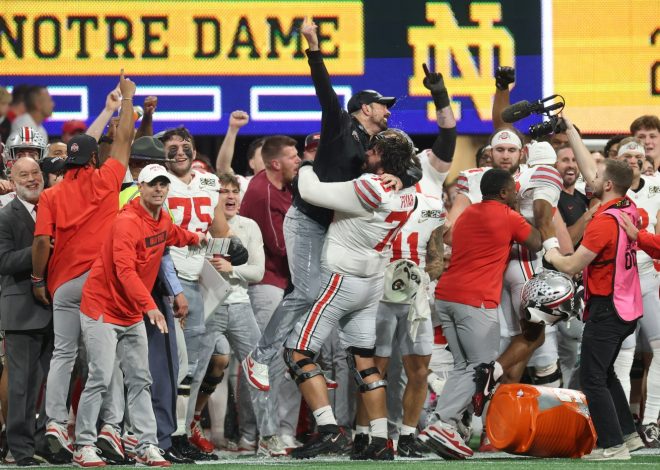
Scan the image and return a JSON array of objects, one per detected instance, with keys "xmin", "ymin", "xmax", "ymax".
[{"xmin": 145, "ymin": 231, "xmax": 167, "ymax": 247}]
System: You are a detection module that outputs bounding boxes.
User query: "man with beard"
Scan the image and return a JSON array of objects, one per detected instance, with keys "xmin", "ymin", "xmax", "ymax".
[
  {"xmin": 240, "ymin": 135, "xmax": 300, "ymax": 456},
  {"xmin": 284, "ymin": 129, "xmax": 419, "ymax": 460},
  {"xmin": 556, "ymin": 145, "xmax": 594, "ymax": 247},
  {"xmin": 0, "ymin": 157, "xmax": 52, "ymax": 466},
  {"xmin": 545, "ymin": 117, "xmax": 643, "ymax": 460},
  {"xmin": 158, "ymin": 127, "xmax": 227, "ymax": 451},
  {"xmin": 610, "ymin": 137, "xmax": 660, "ymax": 447}
]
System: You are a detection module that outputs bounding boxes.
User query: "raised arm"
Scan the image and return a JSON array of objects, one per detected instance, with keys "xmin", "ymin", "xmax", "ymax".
[
  {"xmin": 110, "ymin": 70, "xmax": 137, "ymax": 169},
  {"xmin": 297, "ymin": 164, "xmax": 367, "ymax": 214},
  {"xmin": 135, "ymin": 96, "xmax": 157, "ymax": 139},
  {"xmin": 564, "ymin": 116, "xmax": 596, "ymax": 187},
  {"xmin": 301, "ymin": 18, "xmax": 343, "ymax": 140},
  {"xmin": 423, "ymin": 64, "xmax": 456, "ymax": 175},
  {"xmin": 216, "ymin": 110, "xmax": 249, "ymax": 175},
  {"xmin": 492, "ymin": 66, "xmax": 516, "ymax": 130},
  {"xmin": 86, "ymin": 85, "xmax": 122, "ymax": 141}
]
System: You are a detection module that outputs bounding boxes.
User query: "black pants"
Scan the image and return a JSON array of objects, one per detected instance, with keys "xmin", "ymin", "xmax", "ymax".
[
  {"xmin": 5, "ymin": 329, "xmax": 53, "ymax": 461},
  {"xmin": 580, "ymin": 298, "xmax": 637, "ymax": 448}
]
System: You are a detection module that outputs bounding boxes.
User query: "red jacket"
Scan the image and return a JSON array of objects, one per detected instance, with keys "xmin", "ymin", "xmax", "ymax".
[
  {"xmin": 80, "ymin": 198, "xmax": 198, "ymax": 326},
  {"xmin": 637, "ymin": 230, "xmax": 660, "ymax": 260}
]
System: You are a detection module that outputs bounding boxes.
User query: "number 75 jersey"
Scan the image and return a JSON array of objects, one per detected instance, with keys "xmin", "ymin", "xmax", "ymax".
[
  {"xmin": 167, "ymin": 172, "xmax": 221, "ymax": 281},
  {"xmin": 323, "ymin": 174, "xmax": 417, "ymax": 278}
]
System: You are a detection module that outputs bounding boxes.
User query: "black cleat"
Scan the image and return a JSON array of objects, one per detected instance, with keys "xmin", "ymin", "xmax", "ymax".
[
  {"xmin": 397, "ymin": 434, "xmax": 425, "ymax": 458},
  {"xmin": 163, "ymin": 447, "xmax": 195, "ymax": 464},
  {"xmin": 351, "ymin": 437, "xmax": 394, "ymax": 461},
  {"xmin": 291, "ymin": 429, "xmax": 351, "ymax": 459},
  {"xmin": 351, "ymin": 433, "xmax": 369, "ymax": 459},
  {"xmin": 472, "ymin": 361, "xmax": 498, "ymax": 417},
  {"xmin": 171, "ymin": 435, "xmax": 217, "ymax": 461}
]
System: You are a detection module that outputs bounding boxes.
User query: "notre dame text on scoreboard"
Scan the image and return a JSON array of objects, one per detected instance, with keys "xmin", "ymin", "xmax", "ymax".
[{"xmin": 0, "ymin": 1, "xmax": 364, "ymax": 75}]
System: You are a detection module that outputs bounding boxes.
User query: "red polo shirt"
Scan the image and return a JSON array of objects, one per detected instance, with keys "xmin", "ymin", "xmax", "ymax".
[
  {"xmin": 34, "ymin": 158, "xmax": 126, "ymax": 295},
  {"xmin": 436, "ymin": 200, "xmax": 532, "ymax": 308}
]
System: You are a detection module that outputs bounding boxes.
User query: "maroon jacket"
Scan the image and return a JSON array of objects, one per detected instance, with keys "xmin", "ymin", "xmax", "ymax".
[{"xmin": 241, "ymin": 171, "xmax": 292, "ymax": 290}]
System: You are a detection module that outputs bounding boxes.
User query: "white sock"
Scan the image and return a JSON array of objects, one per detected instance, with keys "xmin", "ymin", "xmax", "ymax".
[
  {"xmin": 643, "ymin": 347, "xmax": 660, "ymax": 424},
  {"xmin": 355, "ymin": 425, "xmax": 370, "ymax": 435},
  {"xmin": 312, "ymin": 405, "xmax": 337, "ymax": 427},
  {"xmin": 613, "ymin": 348, "xmax": 635, "ymax": 403},
  {"xmin": 400, "ymin": 424, "xmax": 417, "ymax": 437},
  {"xmin": 493, "ymin": 361, "xmax": 504, "ymax": 382},
  {"xmin": 370, "ymin": 418, "xmax": 388, "ymax": 439}
]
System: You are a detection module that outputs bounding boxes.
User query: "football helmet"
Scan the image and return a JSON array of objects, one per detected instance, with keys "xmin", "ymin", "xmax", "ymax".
[
  {"xmin": 521, "ymin": 270, "xmax": 576, "ymax": 325},
  {"xmin": 3, "ymin": 126, "xmax": 48, "ymax": 171}
]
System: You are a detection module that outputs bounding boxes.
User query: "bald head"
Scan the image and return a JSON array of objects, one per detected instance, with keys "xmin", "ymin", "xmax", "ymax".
[{"xmin": 10, "ymin": 157, "xmax": 44, "ymax": 204}]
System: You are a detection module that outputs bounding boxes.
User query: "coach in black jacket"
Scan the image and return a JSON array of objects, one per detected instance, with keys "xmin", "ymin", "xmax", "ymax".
[{"xmin": 0, "ymin": 157, "xmax": 53, "ymax": 466}]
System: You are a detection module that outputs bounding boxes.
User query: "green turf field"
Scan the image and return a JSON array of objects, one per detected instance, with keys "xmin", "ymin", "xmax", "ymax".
[{"xmin": 10, "ymin": 450, "xmax": 659, "ymax": 470}]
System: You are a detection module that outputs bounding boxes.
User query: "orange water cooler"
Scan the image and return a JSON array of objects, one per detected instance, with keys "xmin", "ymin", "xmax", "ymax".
[{"xmin": 486, "ymin": 384, "xmax": 596, "ymax": 458}]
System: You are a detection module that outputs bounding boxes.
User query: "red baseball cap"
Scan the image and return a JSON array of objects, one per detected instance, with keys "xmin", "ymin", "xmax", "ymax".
[{"xmin": 61, "ymin": 120, "xmax": 87, "ymax": 135}]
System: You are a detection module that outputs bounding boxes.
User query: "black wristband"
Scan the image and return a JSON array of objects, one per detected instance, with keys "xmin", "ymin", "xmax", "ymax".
[
  {"xmin": 431, "ymin": 127, "xmax": 457, "ymax": 163},
  {"xmin": 99, "ymin": 135, "xmax": 113, "ymax": 145},
  {"xmin": 431, "ymin": 89, "xmax": 450, "ymax": 109}
]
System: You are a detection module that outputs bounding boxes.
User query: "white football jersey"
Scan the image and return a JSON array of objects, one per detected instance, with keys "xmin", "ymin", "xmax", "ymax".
[
  {"xmin": 0, "ymin": 192, "xmax": 16, "ymax": 208},
  {"xmin": 456, "ymin": 167, "xmax": 489, "ymax": 204},
  {"xmin": 515, "ymin": 164, "xmax": 563, "ymax": 223},
  {"xmin": 323, "ymin": 173, "xmax": 417, "ymax": 277},
  {"xmin": 391, "ymin": 192, "xmax": 445, "ymax": 269},
  {"xmin": 391, "ymin": 157, "xmax": 448, "ymax": 269},
  {"xmin": 167, "ymin": 171, "xmax": 221, "ymax": 281},
  {"xmin": 627, "ymin": 175, "xmax": 660, "ymax": 274}
]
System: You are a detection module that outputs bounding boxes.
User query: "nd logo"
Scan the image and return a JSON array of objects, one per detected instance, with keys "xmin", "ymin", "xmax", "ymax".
[{"xmin": 408, "ymin": 2, "xmax": 515, "ymax": 121}]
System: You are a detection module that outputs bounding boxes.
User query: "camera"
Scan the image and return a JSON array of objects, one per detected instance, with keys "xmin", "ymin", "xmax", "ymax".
[
  {"xmin": 529, "ymin": 115, "xmax": 567, "ymax": 139},
  {"xmin": 501, "ymin": 94, "xmax": 566, "ymax": 139}
]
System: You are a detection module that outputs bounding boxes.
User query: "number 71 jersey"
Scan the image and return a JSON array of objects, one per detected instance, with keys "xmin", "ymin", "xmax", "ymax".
[
  {"xmin": 323, "ymin": 174, "xmax": 417, "ymax": 277},
  {"xmin": 167, "ymin": 172, "xmax": 221, "ymax": 281}
]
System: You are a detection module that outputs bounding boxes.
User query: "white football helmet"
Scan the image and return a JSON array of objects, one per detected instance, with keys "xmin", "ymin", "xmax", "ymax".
[
  {"xmin": 383, "ymin": 259, "xmax": 422, "ymax": 303},
  {"xmin": 3, "ymin": 126, "xmax": 48, "ymax": 172},
  {"xmin": 521, "ymin": 270, "xmax": 576, "ymax": 325}
]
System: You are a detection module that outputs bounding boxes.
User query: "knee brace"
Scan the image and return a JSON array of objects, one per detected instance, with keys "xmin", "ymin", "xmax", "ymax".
[
  {"xmin": 529, "ymin": 362, "xmax": 562, "ymax": 387},
  {"xmin": 200, "ymin": 372, "xmax": 224, "ymax": 395},
  {"xmin": 283, "ymin": 348, "xmax": 323, "ymax": 385},
  {"xmin": 346, "ymin": 347, "xmax": 387, "ymax": 392}
]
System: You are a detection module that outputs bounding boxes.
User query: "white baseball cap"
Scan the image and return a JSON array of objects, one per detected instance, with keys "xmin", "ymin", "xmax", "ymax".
[
  {"xmin": 527, "ymin": 141, "xmax": 557, "ymax": 166},
  {"xmin": 490, "ymin": 129, "xmax": 522, "ymax": 149},
  {"xmin": 138, "ymin": 164, "xmax": 171, "ymax": 184}
]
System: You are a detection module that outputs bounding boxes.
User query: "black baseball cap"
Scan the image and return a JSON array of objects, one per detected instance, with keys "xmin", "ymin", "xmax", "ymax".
[
  {"xmin": 347, "ymin": 90, "xmax": 396, "ymax": 114},
  {"xmin": 40, "ymin": 156, "xmax": 66, "ymax": 175},
  {"xmin": 65, "ymin": 134, "xmax": 98, "ymax": 167}
]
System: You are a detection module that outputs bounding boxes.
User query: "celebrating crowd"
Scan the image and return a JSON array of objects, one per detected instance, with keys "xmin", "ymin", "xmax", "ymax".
[{"xmin": 0, "ymin": 18, "xmax": 659, "ymax": 467}]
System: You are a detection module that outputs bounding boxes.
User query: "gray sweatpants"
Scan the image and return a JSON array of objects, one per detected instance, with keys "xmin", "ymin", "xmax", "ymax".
[
  {"xmin": 248, "ymin": 284, "xmax": 300, "ymax": 437},
  {"xmin": 180, "ymin": 279, "xmax": 205, "ymax": 378},
  {"xmin": 76, "ymin": 314, "xmax": 157, "ymax": 451},
  {"xmin": 46, "ymin": 272, "xmax": 123, "ymax": 426},
  {"xmin": 433, "ymin": 300, "xmax": 500, "ymax": 427},
  {"xmin": 186, "ymin": 303, "xmax": 268, "ymax": 440},
  {"xmin": 252, "ymin": 207, "xmax": 326, "ymax": 364}
]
